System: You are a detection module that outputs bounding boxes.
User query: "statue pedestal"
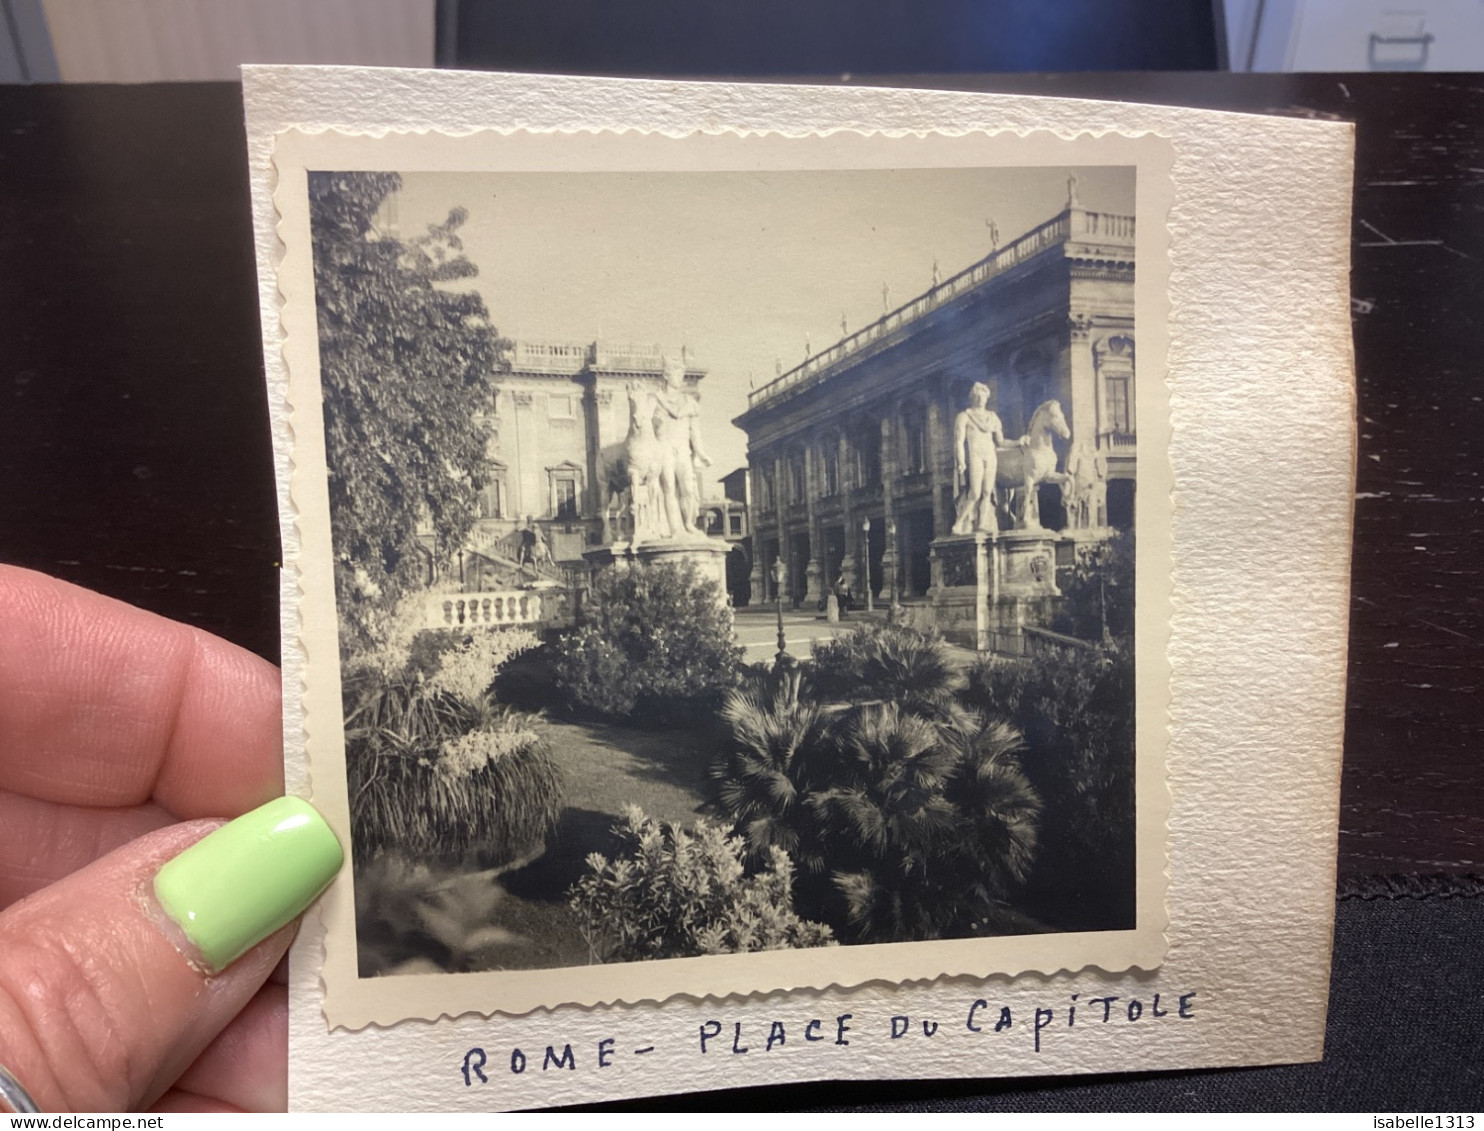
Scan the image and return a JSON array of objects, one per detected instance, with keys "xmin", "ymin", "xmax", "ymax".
[
  {"xmin": 929, "ymin": 529, "xmax": 1063, "ymax": 652},
  {"xmin": 996, "ymin": 529, "xmax": 1062, "ymax": 599},
  {"xmin": 584, "ymin": 536, "xmax": 733, "ymax": 607},
  {"xmin": 929, "ymin": 534, "xmax": 991, "ymax": 650}
]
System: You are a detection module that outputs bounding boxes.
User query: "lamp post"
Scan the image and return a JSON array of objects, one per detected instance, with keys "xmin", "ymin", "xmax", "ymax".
[
  {"xmin": 862, "ymin": 517, "xmax": 874, "ymax": 613},
  {"xmin": 886, "ymin": 519, "xmax": 900, "ymax": 623},
  {"xmin": 771, "ymin": 555, "xmax": 792, "ymax": 668}
]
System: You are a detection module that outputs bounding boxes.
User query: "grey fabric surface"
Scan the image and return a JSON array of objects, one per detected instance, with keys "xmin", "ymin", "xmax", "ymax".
[{"xmin": 584, "ymin": 876, "xmax": 1484, "ymax": 1112}]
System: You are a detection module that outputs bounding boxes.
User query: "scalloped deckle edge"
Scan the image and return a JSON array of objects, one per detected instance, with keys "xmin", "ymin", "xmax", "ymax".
[
  {"xmin": 245, "ymin": 69, "xmax": 1353, "ymax": 1111},
  {"xmin": 265, "ymin": 123, "xmax": 1174, "ymax": 1029}
]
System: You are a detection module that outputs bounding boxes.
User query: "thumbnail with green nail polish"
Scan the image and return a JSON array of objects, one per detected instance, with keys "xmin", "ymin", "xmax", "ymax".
[{"xmin": 154, "ymin": 795, "xmax": 344, "ymax": 971}]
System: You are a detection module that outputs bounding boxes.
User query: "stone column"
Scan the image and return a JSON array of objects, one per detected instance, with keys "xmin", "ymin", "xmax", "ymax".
[
  {"xmin": 773, "ymin": 453, "xmax": 792, "ymax": 606},
  {"xmin": 926, "ymin": 392, "xmax": 952, "ymax": 591},
  {"xmin": 748, "ymin": 462, "xmax": 766, "ymax": 601},
  {"xmin": 879, "ymin": 413, "xmax": 899, "ymax": 605},
  {"xmin": 803, "ymin": 444, "xmax": 822, "ymax": 608},
  {"xmin": 510, "ymin": 390, "xmax": 537, "ymax": 518},
  {"xmin": 838, "ymin": 431, "xmax": 857, "ymax": 593},
  {"xmin": 585, "ymin": 387, "xmax": 609, "ymax": 520}
]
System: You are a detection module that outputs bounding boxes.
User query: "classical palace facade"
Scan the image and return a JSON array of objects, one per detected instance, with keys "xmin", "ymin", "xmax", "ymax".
[
  {"xmin": 419, "ymin": 338, "xmax": 760, "ymax": 619},
  {"xmin": 462, "ymin": 339, "xmax": 705, "ymax": 573},
  {"xmin": 733, "ymin": 196, "xmax": 1137, "ymax": 610}
]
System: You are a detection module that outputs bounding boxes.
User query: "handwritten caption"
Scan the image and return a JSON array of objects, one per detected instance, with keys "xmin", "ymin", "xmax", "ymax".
[{"xmin": 459, "ymin": 990, "xmax": 1197, "ymax": 1087}]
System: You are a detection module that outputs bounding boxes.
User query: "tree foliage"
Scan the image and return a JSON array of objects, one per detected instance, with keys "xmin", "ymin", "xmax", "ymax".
[
  {"xmin": 1051, "ymin": 530, "xmax": 1135, "ymax": 644},
  {"xmin": 309, "ymin": 171, "xmax": 508, "ymax": 655}
]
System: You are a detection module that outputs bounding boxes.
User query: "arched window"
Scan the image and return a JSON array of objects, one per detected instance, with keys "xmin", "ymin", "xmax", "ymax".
[
  {"xmin": 1097, "ymin": 334, "xmax": 1136, "ymax": 439},
  {"xmin": 820, "ymin": 433, "xmax": 841, "ymax": 497},
  {"xmin": 1014, "ymin": 348, "xmax": 1052, "ymax": 435},
  {"xmin": 787, "ymin": 448, "xmax": 807, "ymax": 503},
  {"xmin": 853, "ymin": 422, "xmax": 881, "ymax": 486},
  {"xmin": 900, "ymin": 401, "xmax": 927, "ymax": 475}
]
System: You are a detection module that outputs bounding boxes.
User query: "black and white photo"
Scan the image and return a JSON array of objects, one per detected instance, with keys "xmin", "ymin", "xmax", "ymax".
[{"xmin": 271, "ymin": 125, "xmax": 1171, "ymax": 1023}]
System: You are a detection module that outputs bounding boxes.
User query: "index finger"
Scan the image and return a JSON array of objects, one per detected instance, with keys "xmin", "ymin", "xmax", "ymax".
[{"xmin": 0, "ymin": 565, "xmax": 283, "ymax": 817}]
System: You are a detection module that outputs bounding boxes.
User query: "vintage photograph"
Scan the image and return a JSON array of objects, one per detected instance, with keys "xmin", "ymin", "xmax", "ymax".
[{"xmin": 305, "ymin": 160, "xmax": 1143, "ymax": 981}]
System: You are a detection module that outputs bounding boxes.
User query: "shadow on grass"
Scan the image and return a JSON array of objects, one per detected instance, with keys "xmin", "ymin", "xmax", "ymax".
[
  {"xmin": 356, "ymin": 715, "xmax": 739, "ymax": 975},
  {"xmin": 501, "ymin": 806, "xmax": 621, "ymax": 904},
  {"xmin": 563, "ymin": 718, "xmax": 725, "ymax": 810}
]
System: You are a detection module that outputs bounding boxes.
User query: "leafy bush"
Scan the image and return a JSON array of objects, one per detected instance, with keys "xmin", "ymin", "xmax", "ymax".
[
  {"xmin": 354, "ymin": 853, "xmax": 523, "ymax": 977},
  {"xmin": 550, "ymin": 561, "xmax": 743, "ymax": 721},
  {"xmin": 426, "ymin": 627, "xmax": 538, "ymax": 704},
  {"xmin": 962, "ymin": 642, "xmax": 1135, "ymax": 931},
  {"xmin": 568, "ymin": 807, "xmax": 835, "ymax": 962},
  {"xmin": 715, "ymin": 681, "xmax": 1042, "ymax": 944},
  {"xmin": 488, "ymin": 640, "xmax": 562, "ymax": 713},
  {"xmin": 343, "ymin": 633, "xmax": 562, "ymax": 869}
]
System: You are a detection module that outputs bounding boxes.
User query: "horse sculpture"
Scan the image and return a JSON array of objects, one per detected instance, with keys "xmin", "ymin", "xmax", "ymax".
[
  {"xmin": 997, "ymin": 399, "xmax": 1074, "ymax": 531},
  {"xmin": 600, "ymin": 382, "xmax": 664, "ymax": 542}
]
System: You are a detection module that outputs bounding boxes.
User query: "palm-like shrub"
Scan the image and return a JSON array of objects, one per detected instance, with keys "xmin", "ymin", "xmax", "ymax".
[
  {"xmin": 714, "ymin": 680, "xmax": 1042, "ymax": 945},
  {"xmin": 938, "ymin": 717, "xmax": 1044, "ymax": 914},
  {"xmin": 715, "ymin": 681, "xmax": 836, "ymax": 875},
  {"xmin": 568, "ymin": 807, "xmax": 835, "ymax": 963},
  {"xmin": 551, "ymin": 561, "xmax": 743, "ymax": 721},
  {"xmin": 819, "ymin": 705, "xmax": 1040, "ymax": 942},
  {"xmin": 809, "ymin": 622, "xmax": 963, "ymax": 721}
]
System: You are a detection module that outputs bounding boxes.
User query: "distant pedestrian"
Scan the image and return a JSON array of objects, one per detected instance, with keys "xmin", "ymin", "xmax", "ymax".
[
  {"xmin": 518, "ymin": 520, "xmax": 537, "ymax": 567},
  {"xmin": 834, "ymin": 574, "xmax": 854, "ymax": 617}
]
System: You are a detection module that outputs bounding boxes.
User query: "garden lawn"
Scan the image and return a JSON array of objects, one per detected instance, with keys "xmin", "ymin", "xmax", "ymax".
[{"xmin": 466, "ymin": 717, "xmax": 717, "ymax": 971}]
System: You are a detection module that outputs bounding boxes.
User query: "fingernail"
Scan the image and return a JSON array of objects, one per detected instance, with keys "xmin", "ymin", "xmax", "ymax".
[{"xmin": 154, "ymin": 796, "xmax": 343, "ymax": 972}]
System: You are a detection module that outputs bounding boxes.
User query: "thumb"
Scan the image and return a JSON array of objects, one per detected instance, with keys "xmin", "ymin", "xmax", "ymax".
[{"xmin": 0, "ymin": 797, "xmax": 342, "ymax": 1112}]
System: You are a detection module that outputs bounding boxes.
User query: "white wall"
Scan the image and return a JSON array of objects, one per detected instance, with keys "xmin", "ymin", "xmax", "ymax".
[
  {"xmin": 1226, "ymin": 0, "xmax": 1484, "ymax": 70},
  {"xmin": 41, "ymin": 0, "xmax": 434, "ymax": 82}
]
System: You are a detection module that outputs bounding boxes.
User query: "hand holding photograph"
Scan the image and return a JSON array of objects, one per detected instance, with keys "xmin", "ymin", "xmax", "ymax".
[{"xmin": 245, "ymin": 66, "xmax": 1354, "ymax": 1110}]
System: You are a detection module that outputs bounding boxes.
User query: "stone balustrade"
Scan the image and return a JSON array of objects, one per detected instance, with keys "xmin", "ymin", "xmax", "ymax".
[
  {"xmin": 425, "ymin": 590, "xmax": 545, "ymax": 630},
  {"xmin": 509, "ymin": 339, "xmax": 701, "ymax": 376},
  {"xmin": 509, "ymin": 340, "xmax": 590, "ymax": 374}
]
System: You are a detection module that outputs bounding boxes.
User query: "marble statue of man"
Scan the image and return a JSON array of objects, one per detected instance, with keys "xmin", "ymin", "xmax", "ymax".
[
  {"xmin": 952, "ymin": 381, "xmax": 1007, "ymax": 535},
  {"xmin": 652, "ymin": 356, "xmax": 711, "ymax": 538}
]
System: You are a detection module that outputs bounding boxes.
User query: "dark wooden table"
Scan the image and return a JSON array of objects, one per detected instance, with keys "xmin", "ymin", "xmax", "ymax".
[
  {"xmin": 1, "ymin": 73, "xmax": 1479, "ymax": 880},
  {"xmin": 1, "ymin": 71, "xmax": 1481, "ymax": 1114}
]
